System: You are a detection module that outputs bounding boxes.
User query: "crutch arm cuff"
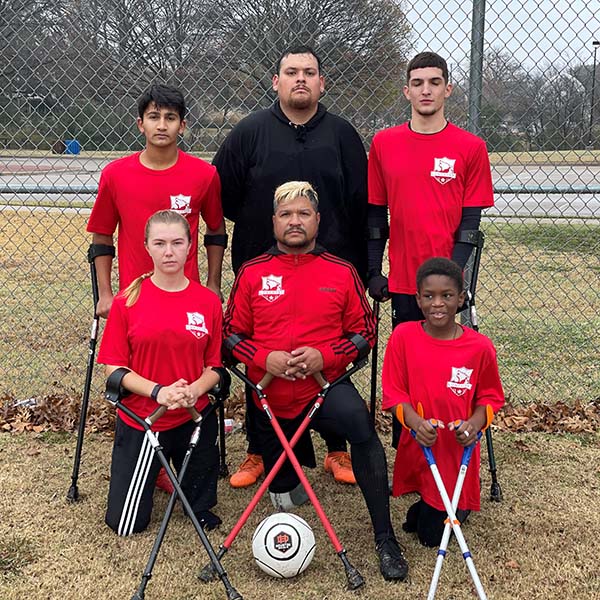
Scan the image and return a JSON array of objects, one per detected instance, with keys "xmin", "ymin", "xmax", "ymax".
[
  {"xmin": 209, "ymin": 366, "xmax": 231, "ymax": 400},
  {"xmin": 88, "ymin": 243, "xmax": 115, "ymax": 263},
  {"xmin": 455, "ymin": 229, "xmax": 484, "ymax": 247},
  {"xmin": 347, "ymin": 333, "xmax": 371, "ymax": 360},
  {"xmin": 203, "ymin": 233, "xmax": 228, "ymax": 248},
  {"xmin": 105, "ymin": 367, "xmax": 132, "ymax": 405}
]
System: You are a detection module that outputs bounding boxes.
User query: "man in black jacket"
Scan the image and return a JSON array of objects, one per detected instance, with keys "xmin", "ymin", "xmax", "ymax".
[{"xmin": 214, "ymin": 45, "xmax": 367, "ymax": 488}]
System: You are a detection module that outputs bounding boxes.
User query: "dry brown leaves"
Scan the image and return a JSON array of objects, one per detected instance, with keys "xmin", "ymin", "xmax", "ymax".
[{"xmin": 1, "ymin": 391, "xmax": 599, "ymax": 435}]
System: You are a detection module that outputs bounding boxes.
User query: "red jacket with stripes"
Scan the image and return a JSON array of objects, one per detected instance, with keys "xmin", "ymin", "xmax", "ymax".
[{"xmin": 223, "ymin": 246, "xmax": 375, "ymax": 418}]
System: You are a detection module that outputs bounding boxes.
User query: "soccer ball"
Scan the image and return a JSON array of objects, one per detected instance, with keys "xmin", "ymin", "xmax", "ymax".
[{"xmin": 252, "ymin": 512, "xmax": 316, "ymax": 578}]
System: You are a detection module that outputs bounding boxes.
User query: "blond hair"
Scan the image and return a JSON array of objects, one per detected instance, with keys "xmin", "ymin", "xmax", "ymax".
[
  {"xmin": 273, "ymin": 181, "xmax": 319, "ymax": 212},
  {"xmin": 123, "ymin": 210, "xmax": 191, "ymax": 307}
]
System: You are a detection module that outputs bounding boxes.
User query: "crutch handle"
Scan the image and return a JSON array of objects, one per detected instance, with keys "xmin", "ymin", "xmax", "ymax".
[
  {"xmin": 145, "ymin": 405, "xmax": 168, "ymax": 426},
  {"xmin": 187, "ymin": 405, "xmax": 202, "ymax": 422}
]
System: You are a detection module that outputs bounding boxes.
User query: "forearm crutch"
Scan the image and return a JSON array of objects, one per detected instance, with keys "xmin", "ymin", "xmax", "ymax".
[
  {"xmin": 104, "ymin": 369, "xmax": 242, "ymax": 600},
  {"xmin": 131, "ymin": 368, "xmax": 232, "ymax": 600},
  {"xmin": 398, "ymin": 403, "xmax": 487, "ymax": 600},
  {"xmin": 459, "ymin": 229, "xmax": 502, "ymax": 502},
  {"xmin": 199, "ymin": 360, "xmax": 367, "ymax": 590},
  {"xmin": 427, "ymin": 405, "xmax": 494, "ymax": 600},
  {"xmin": 369, "ymin": 300, "xmax": 380, "ymax": 420},
  {"xmin": 67, "ymin": 250, "xmax": 101, "ymax": 502}
]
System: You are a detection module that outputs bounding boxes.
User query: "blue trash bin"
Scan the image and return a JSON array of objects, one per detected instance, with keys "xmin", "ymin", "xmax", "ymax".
[{"xmin": 64, "ymin": 139, "xmax": 81, "ymax": 155}]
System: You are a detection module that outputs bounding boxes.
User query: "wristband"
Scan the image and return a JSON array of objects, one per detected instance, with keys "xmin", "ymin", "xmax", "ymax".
[{"xmin": 150, "ymin": 384, "xmax": 163, "ymax": 401}]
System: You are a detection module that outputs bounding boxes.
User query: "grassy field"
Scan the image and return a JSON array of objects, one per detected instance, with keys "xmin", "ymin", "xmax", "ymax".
[
  {"xmin": 1, "ymin": 212, "xmax": 598, "ymax": 409},
  {"xmin": 0, "ymin": 429, "xmax": 599, "ymax": 600}
]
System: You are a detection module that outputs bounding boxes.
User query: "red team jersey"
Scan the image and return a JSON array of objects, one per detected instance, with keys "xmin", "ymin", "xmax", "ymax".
[
  {"xmin": 87, "ymin": 150, "xmax": 223, "ymax": 288},
  {"xmin": 223, "ymin": 249, "xmax": 376, "ymax": 418},
  {"xmin": 382, "ymin": 321, "xmax": 504, "ymax": 511},
  {"xmin": 97, "ymin": 278, "xmax": 223, "ymax": 431},
  {"xmin": 368, "ymin": 122, "xmax": 494, "ymax": 294}
]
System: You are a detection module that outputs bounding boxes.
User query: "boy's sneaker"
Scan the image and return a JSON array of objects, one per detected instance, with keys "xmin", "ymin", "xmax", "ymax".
[
  {"xmin": 155, "ymin": 467, "xmax": 175, "ymax": 494},
  {"xmin": 229, "ymin": 453, "xmax": 264, "ymax": 488},
  {"xmin": 323, "ymin": 451, "xmax": 356, "ymax": 484},
  {"xmin": 270, "ymin": 482, "xmax": 309, "ymax": 511},
  {"xmin": 376, "ymin": 537, "xmax": 409, "ymax": 581}
]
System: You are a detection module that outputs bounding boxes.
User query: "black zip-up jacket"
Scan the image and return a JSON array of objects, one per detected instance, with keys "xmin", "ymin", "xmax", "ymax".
[{"xmin": 213, "ymin": 101, "xmax": 368, "ymax": 281}]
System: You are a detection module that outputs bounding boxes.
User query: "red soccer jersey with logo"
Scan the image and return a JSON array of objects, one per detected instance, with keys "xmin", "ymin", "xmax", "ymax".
[
  {"xmin": 97, "ymin": 278, "xmax": 223, "ymax": 431},
  {"xmin": 223, "ymin": 249, "xmax": 376, "ymax": 418},
  {"xmin": 382, "ymin": 321, "xmax": 504, "ymax": 511},
  {"xmin": 368, "ymin": 122, "xmax": 494, "ymax": 294},
  {"xmin": 87, "ymin": 150, "xmax": 223, "ymax": 288}
]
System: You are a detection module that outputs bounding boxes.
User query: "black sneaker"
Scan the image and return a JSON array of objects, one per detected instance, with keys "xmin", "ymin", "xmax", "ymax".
[{"xmin": 376, "ymin": 537, "xmax": 409, "ymax": 581}]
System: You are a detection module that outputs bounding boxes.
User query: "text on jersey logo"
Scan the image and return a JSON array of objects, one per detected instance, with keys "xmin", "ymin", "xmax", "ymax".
[
  {"xmin": 430, "ymin": 157, "xmax": 457, "ymax": 185},
  {"xmin": 258, "ymin": 275, "xmax": 285, "ymax": 303},
  {"xmin": 185, "ymin": 312, "xmax": 208, "ymax": 339}
]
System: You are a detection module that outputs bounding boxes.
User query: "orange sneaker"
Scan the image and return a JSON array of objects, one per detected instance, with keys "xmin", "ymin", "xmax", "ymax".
[
  {"xmin": 155, "ymin": 467, "xmax": 175, "ymax": 494},
  {"xmin": 229, "ymin": 453, "xmax": 264, "ymax": 488},
  {"xmin": 324, "ymin": 451, "xmax": 356, "ymax": 485}
]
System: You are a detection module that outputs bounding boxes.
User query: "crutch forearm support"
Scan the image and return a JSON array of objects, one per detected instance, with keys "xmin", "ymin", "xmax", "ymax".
[
  {"xmin": 87, "ymin": 243, "xmax": 115, "ymax": 263},
  {"xmin": 456, "ymin": 229, "xmax": 484, "ymax": 248},
  {"xmin": 347, "ymin": 333, "xmax": 371, "ymax": 361},
  {"xmin": 104, "ymin": 367, "xmax": 132, "ymax": 405}
]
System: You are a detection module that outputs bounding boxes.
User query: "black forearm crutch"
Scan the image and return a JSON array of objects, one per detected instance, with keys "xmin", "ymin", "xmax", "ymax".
[
  {"xmin": 369, "ymin": 300, "xmax": 380, "ymax": 421},
  {"xmin": 459, "ymin": 230, "xmax": 502, "ymax": 502},
  {"xmin": 131, "ymin": 367, "xmax": 232, "ymax": 600},
  {"xmin": 67, "ymin": 247, "xmax": 103, "ymax": 502},
  {"xmin": 199, "ymin": 360, "xmax": 367, "ymax": 591},
  {"xmin": 105, "ymin": 369, "xmax": 242, "ymax": 600}
]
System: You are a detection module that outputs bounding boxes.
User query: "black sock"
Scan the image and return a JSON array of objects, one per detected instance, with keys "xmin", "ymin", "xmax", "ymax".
[
  {"xmin": 351, "ymin": 433, "xmax": 395, "ymax": 544},
  {"xmin": 196, "ymin": 510, "xmax": 222, "ymax": 531}
]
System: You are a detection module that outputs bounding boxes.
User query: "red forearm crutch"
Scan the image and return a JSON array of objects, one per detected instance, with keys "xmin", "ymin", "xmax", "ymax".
[{"xmin": 199, "ymin": 361, "xmax": 367, "ymax": 590}]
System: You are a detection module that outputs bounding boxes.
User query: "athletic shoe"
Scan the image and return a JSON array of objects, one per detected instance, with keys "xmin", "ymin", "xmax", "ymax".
[
  {"xmin": 376, "ymin": 537, "xmax": 409, "ymax": 581},
  {"xmin": 197, "ymin": 510, "xmax": 222, "ymax": 531},
  {"xmin": 229, "ymin": 453, "xmax": 264, "ymax": 488},
  {"xmin": 155, "ymin": 467, "xmax": 175, "ymax": 494},
  {"xmin": 270, "ymin": 482, "xmax": 309, "ymax": 511},
  {"xmin": 323, "ymin": 451, "xmax": 356, "ymax": 484}
]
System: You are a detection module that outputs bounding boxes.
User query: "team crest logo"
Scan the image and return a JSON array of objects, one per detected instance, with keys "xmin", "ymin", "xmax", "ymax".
[
  {"xmin": 185, "ymin": 312, "xmax": 208, "ymax": 339},
  {"xmin": 170, "ymin": 194, "xmax": 192, "ymax": 215},
  {"xmin": 430, "ymin": 157, "xmax": 457, "ymax": 185},
  {"xmin": 274, "ymin": 531, "xmax": 293, "ymax": 553},
  {"xmin": 446, "ymin": 366, "xmax": 473, "ymax": 396},
  {"xmin": 258, "ymin": 275, "xmax": 285, "ymax": 303}
]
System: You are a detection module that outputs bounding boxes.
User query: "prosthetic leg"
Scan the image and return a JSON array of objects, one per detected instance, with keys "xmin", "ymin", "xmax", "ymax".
[
  {"xmin": 199, "ymin": 360, "xmax": 368, "ymax": 591},
  {"xmin": 105, "ymin": 368, "xmax": 242, "ymax": 600}
]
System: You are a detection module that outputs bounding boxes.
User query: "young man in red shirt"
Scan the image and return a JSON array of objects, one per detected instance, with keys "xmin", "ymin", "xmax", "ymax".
[
  {"xmin": 366, "ymin": 52, "xmax": 494, "ymax": 446},
  {"xmin": 87, "ymin": 84, "xmax": 226, "ymax": 492},
  {"xmin": 223, "ymin": 181, "xmax": 408, "ymax": 582}
]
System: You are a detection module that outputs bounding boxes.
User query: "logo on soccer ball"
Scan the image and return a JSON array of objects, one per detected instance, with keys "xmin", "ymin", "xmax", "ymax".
[
  {"xmin": 446, "ymin": 366, "xmax": 473, "ymax": 396},
  {"xmin": 258, "ymin": 275, "xmax": 285, "ymax": 303},
  {"xmin": 274, "ymin": 531, "xmax": 293, "ymax": 553},
  {"xmin": 170, "ymin": 194, "xmax": 192, "ymax": 215},
  {"xmin": 430, "ymin": 157, "xmax": 457, "ymax": 185},
  {"xmin": 185, "ymin": 312, "xmax": 208, "ymax": 339}
]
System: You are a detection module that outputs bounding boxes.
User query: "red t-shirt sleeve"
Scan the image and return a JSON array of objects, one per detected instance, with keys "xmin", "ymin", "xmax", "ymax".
[
  {"xmin": 200, "ymin": 169, "xmax": 224, "ymax": 231},
  {"xmin": 204, "ymin": 297, "xmax": 224, "ymax": 369},
  {"xmin": 87, "ymin": 168, "xmax": 119, "ymax": 235},
  {"xmin": 97, "ymin": 294, "xmax": 130, "ymax": 366},
  {"xmin": 381, "ymin": 327, "xmax": 411, "ymax": 411},
  {"xmin": 462, "ymin": 141, "xmax": 494, "ymax": 208},
  {"xmin": 367, "ymin": 135, "xmax": 388, "ymax": 207},
  {"xmin": 474, "ymin": 341, "xmax": 505, "ymax": 413}
]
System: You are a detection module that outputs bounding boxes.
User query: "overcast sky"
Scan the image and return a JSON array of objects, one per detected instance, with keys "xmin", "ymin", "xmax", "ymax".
[{"xmin": 405, "ymin": 0, "xmax": 600, "ymax": 75}]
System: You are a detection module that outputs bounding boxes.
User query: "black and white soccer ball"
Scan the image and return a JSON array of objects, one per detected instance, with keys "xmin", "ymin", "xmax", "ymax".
[{"xmin": 252, "ymin": 512, "xmax": 316, "ymax": 578}]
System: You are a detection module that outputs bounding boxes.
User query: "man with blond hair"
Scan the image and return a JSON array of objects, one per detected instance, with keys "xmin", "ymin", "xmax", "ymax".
[
  {"xmin": 214, "ymin": 45, "xmax": 367, "ymax": 487},
  {"xmin": 223, "ymin": 181, "xmax": 408, "ymax": 582}
]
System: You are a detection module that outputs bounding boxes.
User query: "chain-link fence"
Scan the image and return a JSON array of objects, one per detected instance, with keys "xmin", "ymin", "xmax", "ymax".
[{"xmin": 1, "ymin": 1, "xmax": 599, "ymax": 414}]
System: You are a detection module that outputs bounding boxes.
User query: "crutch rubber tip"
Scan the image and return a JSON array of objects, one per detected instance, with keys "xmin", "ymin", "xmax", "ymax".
[
  {"xmin": 198, "ymin": 562, "xmax": 218, "ymax": 583},
  {"xmin": 226, "ymin": 587, "xmax": 243, "ymax": 600},
  {"xmin": 346, "ymin": 567, "xmax": 366, "ymax": 590},
  {"xmin": 490, "ymin": 482, "xmax": 503, "ymax": 502},
  {"xmin": 130, "ymin": 592, "xmax": 144, "ymax": 600},
  {"xmin": 66, "ymin": 485, "xmax": 79, "ymax": 503}
]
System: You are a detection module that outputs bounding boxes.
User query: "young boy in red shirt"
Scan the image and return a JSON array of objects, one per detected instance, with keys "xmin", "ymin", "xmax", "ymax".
[{"xmin": 382, "ymin": 257, "xmax": 504, "ymax": 547}]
